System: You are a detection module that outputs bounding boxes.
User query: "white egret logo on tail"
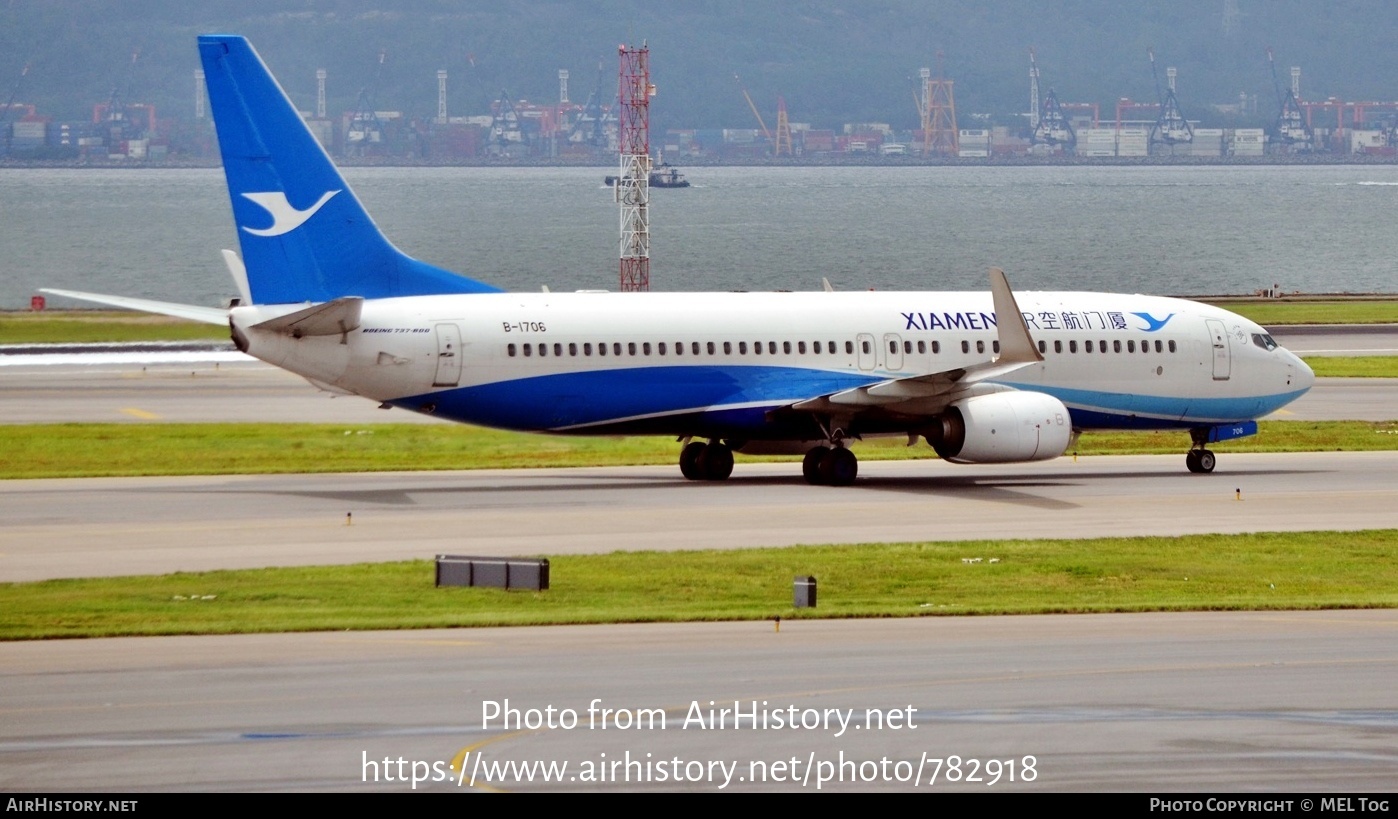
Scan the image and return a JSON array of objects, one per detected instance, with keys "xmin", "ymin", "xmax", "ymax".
[{"xmin": 240, "ymin": 190, "xmax": 340, "ymax": 237}]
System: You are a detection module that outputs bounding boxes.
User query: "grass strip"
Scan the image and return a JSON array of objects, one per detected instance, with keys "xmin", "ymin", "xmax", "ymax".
[
  {"xmin": 0, "ymin": 312, "xmax": 226, "ymax": 344},
  {"xmin": 1206, "ymin": 300, "xmax": 1398, "ymax": 326},
  {"xmin": 1303, "ymin": 356, "xmax": 1398, "ymax": 378},
  {"xmin": 2, "ymin": 530, "xmax": 1395, "ymax": 640},
  {"xmin": 0, "ymin": 420, "xmax": 1394, "ymax": 480}
]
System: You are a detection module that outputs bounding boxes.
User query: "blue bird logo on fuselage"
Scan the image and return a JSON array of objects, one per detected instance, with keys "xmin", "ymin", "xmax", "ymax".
[{"xmin": 1131, "ymin": 312, "xmax": 1175, "ymax": 332}]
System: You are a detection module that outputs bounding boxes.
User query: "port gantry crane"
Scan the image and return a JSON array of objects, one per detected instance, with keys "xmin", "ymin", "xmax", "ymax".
[
  {"xmin": 570, "ymin": 61, "xmax": 615, "ymax": 149},
  {"xmin": 1029, "ymin": 49, "xmax": 1076, "ymax": 151},
  {"xmin": 1148, "ymin": 48, "xmax": 1193, "ymax": 147},
  {"xmin": 2, "ymin": 62, "xmax": 30, "ymax": 156},
  {"xmin": 1268, "ymin": 48, "xmax": 1312, "ymax": 150},
  {"xmin": 346, "ymin": 49, "xmax": 388, "ymax": 155},
  {"xmin": 733, "ymin": 74, "xmax": 793, "ymax": 157}
]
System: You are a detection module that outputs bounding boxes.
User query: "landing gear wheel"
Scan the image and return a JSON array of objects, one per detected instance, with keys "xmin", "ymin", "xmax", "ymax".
[
  {"xmin": 817, "ymin": 447, "xmax": 858, "ymax": 487},
  {"xmin": 698, "ymin": 442, "xmax": 734, "ymax": 481},
  {"xmin": 1185, "ymin": 450, "xmax": 1201, "ymax": 473},
  {"xmin": 1185, "ymin": 449, "xmax": 1216, "ymax": 474},
  {"xmin": 679, "ymin": 442, "xmax": 707, "ymax": 480},
  {"xmin": 803, "ymin": 447, "xmax": 828, "ymax": 485}
]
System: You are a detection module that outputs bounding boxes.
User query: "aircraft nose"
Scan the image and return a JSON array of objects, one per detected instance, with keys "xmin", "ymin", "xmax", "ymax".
[{"xmin": 1289, "ymin": 350, "xmax": 1315, "ymax": 391}]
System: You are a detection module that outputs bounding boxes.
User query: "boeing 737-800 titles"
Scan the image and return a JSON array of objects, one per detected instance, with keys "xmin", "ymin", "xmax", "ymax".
[{"xmin": 45, "ymin": 35, "xmax": 1315, "ymax": 486}]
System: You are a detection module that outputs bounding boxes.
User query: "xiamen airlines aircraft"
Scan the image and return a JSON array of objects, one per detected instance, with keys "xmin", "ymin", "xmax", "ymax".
[{"xmin": 45, "ymin": 35, "xmax": 1315, "ymax": 486}]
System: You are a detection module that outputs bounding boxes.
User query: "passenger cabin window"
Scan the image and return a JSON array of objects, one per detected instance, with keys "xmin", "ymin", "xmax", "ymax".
[
  {"xmin": 961, "ymin": 340, "xmax": 969, "ymax": 354},
  {"xmin": 845, "ymin": 341, "xmax": 854, "ymax": 354},
  {"xmin": 1069, "ymin": 340, "xmax": 1078, "ymax": 353},
  {"xmin": 798, "ymin": 341, "xmax": 807, "ymax": 354},
  {"xmin": 538, "ymin": 343, "xmax": 547, "ymax": 357},
  {"xmin": 508, "ymin": 343, "xmax": 517, "ymax": 357},
  {"xmin": 1054, "ymin": 340, "xmax": 1063, "ymax": 354},
  {"xmin": 524, "ymin": 343, "xmax": 533, "ymax": 357},
  {"xmin": 642, "ymin": 342, "xmax": 651, "ymax": 355},
  {"xmin": 692, "ymin": 342, "xmax": 701, "ymax": 355},
  {"xmin": 1037, "ymin": 340, "xmax": 1046, "ymax": 354},
  {"xmin": 1168, "ymin": 340, "xmax": 1177, "ymax": 353},
  {"xmin": 613, "ymin": 343, "xmax": 622, "ymax": 356},
  {"xmin": 932, "ymin": 341, "xmax": 941, "ymax": 354},
  {"xmin": 569, "ymin": 343, "xmax": 577, "ymax": 356},
  {"xmin": 813, "ymin": 341, "xmax": 822, "ymax": 354},
  {"xmin": 739, "ymin": 341, "xmax": 748, "ymax": 354},
  {"xmin": 860, "ymin": 340, "xmax": 870, "ymax": 354},
  {"xmin": 707, "ymin": 342, "xmax": 716, "ymax": 355}
]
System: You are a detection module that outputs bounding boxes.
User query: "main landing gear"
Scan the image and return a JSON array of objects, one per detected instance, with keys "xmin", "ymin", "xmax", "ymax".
[
  {"xmin": 679, "ymin": 440, "xmax": 734, "ymax": 481},
  {"xmin": 802, "ymin": 445, "xmax": 858, "ymax": 486},
  {"xmin": 1185, "ymin": 448, "xmax": 1217, "ymax": 474}
]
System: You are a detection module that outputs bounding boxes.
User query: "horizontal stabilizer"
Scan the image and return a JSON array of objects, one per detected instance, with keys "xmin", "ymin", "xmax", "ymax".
[
  {"xmin": 250, "ymin": 297, "xmax": 363, "ymax": 337},
  {"xmin": 39, "ymin": 288, "xmax": 229, "ymax": 326}
]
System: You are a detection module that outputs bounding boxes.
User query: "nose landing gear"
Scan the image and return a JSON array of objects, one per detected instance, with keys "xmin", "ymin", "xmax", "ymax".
[{"xmin": 1185, "ymin": 448, "xmax": 1216, "ymax": 474}]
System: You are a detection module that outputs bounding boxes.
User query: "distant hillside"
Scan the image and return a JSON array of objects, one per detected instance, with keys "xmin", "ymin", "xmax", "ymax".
[{"xmin": 4, "ymin": 0, "xmax": 1398, "ymax": 132}]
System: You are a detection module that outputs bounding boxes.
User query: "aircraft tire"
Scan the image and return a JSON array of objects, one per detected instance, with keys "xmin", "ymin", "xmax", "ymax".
[
  {"xmin": 700, "ymin": 442, "xmax": 734, "ymax": 481},
  {"xmin": 802, "ymin": 447, "xmax": 828, "ymax": 485},
  {"xmin": 680, "ymin": 442, "xmax": 707, "ymax": 480},
  {"xmin": 819, "ymin": 447, "xmax": 858, "ymax": 487},
  {"xmin": 1185, "ymin": 450, "xmax": 1201, "ymax": 473},
  {"xmin": 1196, "ymin": 449, "xmax": 1216, "ymax": 473}
]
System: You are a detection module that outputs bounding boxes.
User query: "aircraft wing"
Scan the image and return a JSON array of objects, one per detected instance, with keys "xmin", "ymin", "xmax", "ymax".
[{"xmin": 787, "ymin": 268, "xmax": 1043, "ymax": 417}]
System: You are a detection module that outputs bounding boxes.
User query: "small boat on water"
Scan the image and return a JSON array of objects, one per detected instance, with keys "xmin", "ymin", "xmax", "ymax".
[{"xmin": 604, "ymin": 163, "xmax": 690, "ymax": 188}]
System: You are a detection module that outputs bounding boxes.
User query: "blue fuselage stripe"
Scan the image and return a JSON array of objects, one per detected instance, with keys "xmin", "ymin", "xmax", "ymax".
[{"xmin": 391, "ymin": 365, "xmax": 1304, "ymax": 434}]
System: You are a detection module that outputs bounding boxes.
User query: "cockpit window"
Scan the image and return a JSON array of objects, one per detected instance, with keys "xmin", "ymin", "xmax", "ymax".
[{"xmin": 1251, "ymin": 333, "xmax": 1278, "ymax": 351}]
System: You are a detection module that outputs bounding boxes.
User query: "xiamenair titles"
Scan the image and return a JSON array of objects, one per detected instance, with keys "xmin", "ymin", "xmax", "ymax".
[{"xmin": 900, "ymin": 305, "xmax": 1173, "ymax": 334}]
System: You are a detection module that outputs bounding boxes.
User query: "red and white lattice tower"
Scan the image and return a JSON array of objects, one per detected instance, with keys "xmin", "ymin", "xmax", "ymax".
[{"xmin": 616, "ymin": 43, "xmax": 652, "ymax": 292}]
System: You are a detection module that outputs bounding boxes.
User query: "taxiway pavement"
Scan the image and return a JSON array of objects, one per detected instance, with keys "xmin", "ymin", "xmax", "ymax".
[
  {"xmin": 2, "ymin": 611, "xmax": 1395, "ymax": 791},
  {"xmin": 2, "ymin": 452, "xmax": 1395, "ymax": 583}
]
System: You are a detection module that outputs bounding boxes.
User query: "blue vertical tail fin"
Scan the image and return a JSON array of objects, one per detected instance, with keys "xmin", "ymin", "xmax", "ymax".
[{"xmin": 198, "ymin": 34, "xmax": 500, "ymax": 304}]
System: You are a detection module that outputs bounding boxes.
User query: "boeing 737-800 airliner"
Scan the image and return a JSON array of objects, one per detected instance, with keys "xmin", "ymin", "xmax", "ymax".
[{"xmin": 45, "ymin": 35, "xmax": 1315, "ymax": 486}]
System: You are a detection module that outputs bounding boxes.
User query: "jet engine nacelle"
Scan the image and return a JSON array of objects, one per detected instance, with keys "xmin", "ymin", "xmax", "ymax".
[{"xmin": 929, "ymin": 391, "xmax": 1072, "ymax": 464}]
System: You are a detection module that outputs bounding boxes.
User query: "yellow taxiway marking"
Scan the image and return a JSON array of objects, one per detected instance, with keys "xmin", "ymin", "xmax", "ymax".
[
  {"xmin": 450, "ymin": 731, "xmax": 535, "ymax": 792},
  {"xmin": 120, "ymin": 408, "xmax": 161, "ymax": 420}
]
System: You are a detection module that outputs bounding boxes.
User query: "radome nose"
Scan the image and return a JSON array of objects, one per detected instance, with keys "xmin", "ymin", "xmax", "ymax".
[{"xmin": 1290, "ymin": 351, "xmax": 1315, "ymax": 391}]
